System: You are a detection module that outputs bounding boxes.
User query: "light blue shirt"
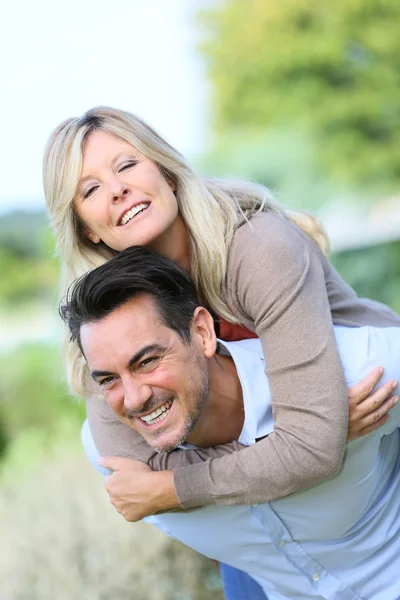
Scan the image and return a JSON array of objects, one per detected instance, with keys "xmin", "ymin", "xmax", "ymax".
[{"xmin": 148, "ymin": 326, "xmax": 400, "ymax": 599}]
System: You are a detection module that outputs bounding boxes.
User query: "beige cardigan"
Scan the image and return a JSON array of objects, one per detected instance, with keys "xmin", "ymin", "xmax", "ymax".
[{"xmin": 87, "ymin": 212, "xmax": 400, "ymax": 508}]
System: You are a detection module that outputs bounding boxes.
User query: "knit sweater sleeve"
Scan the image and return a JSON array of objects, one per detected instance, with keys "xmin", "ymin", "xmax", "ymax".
[{"xmin": 173, "ymin": 212, "xmax": 349, "ymax": 508}]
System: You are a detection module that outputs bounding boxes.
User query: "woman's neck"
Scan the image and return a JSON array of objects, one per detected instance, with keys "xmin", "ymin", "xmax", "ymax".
[{"xmin": 150, "ymin": 214, "xmax": 191, "ymax": 272}]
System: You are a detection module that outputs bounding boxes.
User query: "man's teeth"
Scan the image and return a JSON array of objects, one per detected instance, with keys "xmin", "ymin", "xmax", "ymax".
[
  {"xmin": 140, "ymin": 400, "xmax": 172, "ymax": 425},
  {"xmin": 121, "ymin": 203, "xmax": 149, "ymax": 225}
]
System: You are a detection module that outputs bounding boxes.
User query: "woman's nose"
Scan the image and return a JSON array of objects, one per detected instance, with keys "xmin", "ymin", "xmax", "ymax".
[
  {"xmin": 107, "ymin": 172, "xmax": 131, "ymax": 203},
  {"xmin": 111, "ymin": 183, "xmax": 131, "ymax": 204}
]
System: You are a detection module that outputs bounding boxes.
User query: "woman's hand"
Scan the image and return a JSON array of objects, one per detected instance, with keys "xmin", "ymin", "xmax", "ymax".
[
  {"xmin": 347, "ymin": 367, "xmax": 398, "ymax": 441},
  {"xmin": 98, "ymin": 456, "xmax": 179, "ymax": 522}
]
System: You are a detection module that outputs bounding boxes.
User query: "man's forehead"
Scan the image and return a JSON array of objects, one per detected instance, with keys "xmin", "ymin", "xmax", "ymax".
[{"xmin": 80, "ymin": 296, "xmax": 166, "ymax": 358}]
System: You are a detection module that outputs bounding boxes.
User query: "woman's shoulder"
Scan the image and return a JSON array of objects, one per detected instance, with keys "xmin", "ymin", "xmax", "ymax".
[
  {"xmin": 228, "ymin": 211, "xmax": 316, "ymax": 271},
  {"xmin": 225, "ymin": 211, "xmax": 326, "ymax": 321}
]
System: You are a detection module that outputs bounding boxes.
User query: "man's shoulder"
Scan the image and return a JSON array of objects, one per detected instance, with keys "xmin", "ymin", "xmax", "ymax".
[{"xmin": 218, "ymin": 337, "xmax": 263, "ymax": 361}]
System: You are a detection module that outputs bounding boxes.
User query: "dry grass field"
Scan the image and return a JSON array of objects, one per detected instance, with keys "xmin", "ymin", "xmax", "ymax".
[{"xmin": 0, "ymin": 443, "xmax": 224, "ymax": 600}]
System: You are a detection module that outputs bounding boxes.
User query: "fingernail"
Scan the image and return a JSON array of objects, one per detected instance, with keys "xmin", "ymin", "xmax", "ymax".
[
  {"xmin": 378, "ymin": 367, "xmax": 384, "ymax": 375},
  {"xmin": 392, "ymin": 396, "xmax": 398, "ymax": 404},
  {"xmin": 392, "ymin": 381, "xmax": 398, "ymax": 389}
]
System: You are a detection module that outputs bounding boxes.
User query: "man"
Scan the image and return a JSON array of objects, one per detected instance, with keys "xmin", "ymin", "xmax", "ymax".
[{"xmin": 61, "ymin": 247, "xmax": 400, "ymax": 599}]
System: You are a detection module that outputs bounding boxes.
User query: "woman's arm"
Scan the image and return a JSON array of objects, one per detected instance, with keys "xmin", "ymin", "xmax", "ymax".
[
  {"xmin": 173, "ymin": 213, "xmax": 352, "ymax": 508},
  {"xmin": 87, "ymin": 392, "xmax": 245, "ymax": 469},
  {"xmin": 87, "ymin": 212, "xmax": 397, "ymax": 509},
  {"xmin": 89, "ymin": 370, "xmax": 397, "ymax": 523}
]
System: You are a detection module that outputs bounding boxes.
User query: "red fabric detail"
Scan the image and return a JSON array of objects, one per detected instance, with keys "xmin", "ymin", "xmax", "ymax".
[{"xmin": 219, "ymin": 318, "xmax": 258, "ymax": 342}]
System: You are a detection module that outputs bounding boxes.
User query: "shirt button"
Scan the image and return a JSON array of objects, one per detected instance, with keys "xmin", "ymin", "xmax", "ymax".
[
  {"xmin": 312, "ymin": 573, "xmax": 320, "ymax": 582},
  {"xmin": 279, "ymin": 540, "xmax": 286, "ymax": 547}
]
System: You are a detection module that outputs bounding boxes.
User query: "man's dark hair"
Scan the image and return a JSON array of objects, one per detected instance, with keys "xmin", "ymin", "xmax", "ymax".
[{"xmin": 59, "ymin": 246, "xmax": 201, "ymax": 354}]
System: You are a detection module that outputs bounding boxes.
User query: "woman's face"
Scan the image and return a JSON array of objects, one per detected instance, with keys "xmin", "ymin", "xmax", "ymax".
[{"xmin": 74, "ymin": 130, "xmax": 180, "ymax": 253}]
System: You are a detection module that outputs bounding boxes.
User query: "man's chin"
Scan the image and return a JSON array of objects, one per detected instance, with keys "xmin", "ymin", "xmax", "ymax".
[
  {"xmin": 142, "ymin": 425, "xmax": 192, "ymax": 454},
  {"xmin": 122, "ymin": 416, "xmax": 184, "ymax": 452},
  {"xmin": 147, "ymin": 434, "xmax": 185, "ymax": 454}
]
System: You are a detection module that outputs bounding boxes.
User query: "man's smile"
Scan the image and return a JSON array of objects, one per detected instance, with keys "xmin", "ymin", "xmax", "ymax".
[{"xmin": 136, "ymin": 399, "xmax": 174, "ymax": 427}]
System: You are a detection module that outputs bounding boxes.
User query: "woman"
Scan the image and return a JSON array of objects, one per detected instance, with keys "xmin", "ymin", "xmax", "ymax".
[{"xmin": 44, "ymin": 106, "xmax": 399, "ymax": 597}]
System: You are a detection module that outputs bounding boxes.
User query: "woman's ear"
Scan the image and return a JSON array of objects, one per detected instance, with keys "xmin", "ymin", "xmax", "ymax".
[
  {"xmin": 83, "ymin": 228, "xmax": 101, "ymax": 244},
  {"xmin": 191, "ymin": 306, "xmax": 217, "ymax": 359},
  {"xmin": 160, "ymin": 167, "xmax": 176, "ymax": 192},
  {"xmin": 167, "ymin": 177, "xmax": 176, "ymax": 193}
]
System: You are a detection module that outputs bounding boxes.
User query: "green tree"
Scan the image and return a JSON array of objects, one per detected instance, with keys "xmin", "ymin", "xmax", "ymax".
[{"xmin": 200, "ymin": 0, "xmax": 400, "ymax": 187}]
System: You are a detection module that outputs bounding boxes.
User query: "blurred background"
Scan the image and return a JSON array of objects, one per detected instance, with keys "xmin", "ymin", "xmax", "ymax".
[{"xmin": 1, "ymin": 0, "xmax": 400, "ymax": 598}]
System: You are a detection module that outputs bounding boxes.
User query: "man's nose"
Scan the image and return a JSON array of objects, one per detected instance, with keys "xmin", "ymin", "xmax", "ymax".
[{"xmin": 123, "ymin": 380, "xmax": 152, "ymax": 413}]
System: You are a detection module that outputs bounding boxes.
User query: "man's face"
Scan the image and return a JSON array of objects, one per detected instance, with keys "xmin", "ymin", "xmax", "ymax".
[{"xmin": 80, "ymin": 295, "xmax": 210, "ymax": 452}]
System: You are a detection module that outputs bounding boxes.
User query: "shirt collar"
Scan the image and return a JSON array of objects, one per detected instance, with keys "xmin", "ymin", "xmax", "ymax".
[{"xmin": 217, "ymin": 338, "xmax": 274, "ymax": 445}]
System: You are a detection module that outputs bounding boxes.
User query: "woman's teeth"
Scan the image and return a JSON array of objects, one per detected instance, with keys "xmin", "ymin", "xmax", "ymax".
[
  {"xmin": 140, "ymin": 400, "xmax": 172, "ymax": 425},
  {"xmin": 121, "ymin": 202, "xmax": 149, "ymax": 225}
]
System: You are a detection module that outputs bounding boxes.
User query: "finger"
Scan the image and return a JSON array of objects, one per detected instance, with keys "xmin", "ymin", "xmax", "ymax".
[
  {"xmin": 348, "ymin": 367, "xmax": 384, "ymax": 405},
  {"xmin": 357, "ymin": 380, "xmax": 398, "ymax": 415},
  {"xmin": 98, "ymin": 455, "xmax": 128, "ymax": 471},
  {"xmin": 356, "ymin": 414, "xmax": 390, "ymax": 437},
  {"xmin": 359, "ymin": 395, "xmax": 398, "ymax": 429},
  {"xmin": 104, "ymin": 475, "xmax": 113, "ymax": 494}
]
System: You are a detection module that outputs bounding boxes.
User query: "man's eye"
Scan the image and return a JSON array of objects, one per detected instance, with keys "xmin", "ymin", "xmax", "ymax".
[
  {"xmin": 139, "ymin": 357, "xmax": 158, "ymax": 369},
  {"xmin": 118, "ymin": 161, "xmax": 137, "ymax": 172},
  {"xmin": 99, "ymin": 376, "xmax": 115, "ymax": 388},
  {"xmin": 83, "ymin": 185, "xmax": 98, "ymax": 199}
]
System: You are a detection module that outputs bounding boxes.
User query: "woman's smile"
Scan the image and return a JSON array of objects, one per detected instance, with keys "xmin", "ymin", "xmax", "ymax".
[{"xmin": 118, "ymin": 201, "xmax": 151, "ymax": 226}]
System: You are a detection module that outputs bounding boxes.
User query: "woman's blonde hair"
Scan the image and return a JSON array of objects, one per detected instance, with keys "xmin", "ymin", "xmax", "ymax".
[{"xmin": 43, "ymin": 106, "xmax": 329, "ymax": 396}]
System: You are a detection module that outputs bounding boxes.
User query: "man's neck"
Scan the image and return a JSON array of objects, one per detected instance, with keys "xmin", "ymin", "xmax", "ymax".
[{"xmin": 186, "ymin": 352, "xmax": 245, "ymax": 448}]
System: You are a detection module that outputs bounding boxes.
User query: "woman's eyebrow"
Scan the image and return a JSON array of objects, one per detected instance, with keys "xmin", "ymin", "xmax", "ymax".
[{"xmin": 78, "ymin": 153, "xmax": 131, "ymax": 185}]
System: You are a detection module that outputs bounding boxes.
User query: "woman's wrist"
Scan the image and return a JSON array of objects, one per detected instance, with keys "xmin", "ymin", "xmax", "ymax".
[{"xmin": 152, "ymin": 470, "xmax": 180, "ymax": 512}]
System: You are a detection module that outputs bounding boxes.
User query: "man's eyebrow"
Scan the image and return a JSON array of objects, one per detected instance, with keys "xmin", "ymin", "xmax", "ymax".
[
  {"xmin": 90, "ymin": 344, "xmax": 165, "ymax": 381},
  {"xmin": 91, "ymin": 369, "xmax": 114, "ymax": 381},
  {"xmin": 128, "ymin": 344, "xmax": 165, "ymax": 368}
]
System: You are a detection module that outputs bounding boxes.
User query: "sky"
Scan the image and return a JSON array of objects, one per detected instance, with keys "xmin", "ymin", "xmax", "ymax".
[{"xmin": 0, "ymin": 0, "xmax": 210, "ymax": 213}]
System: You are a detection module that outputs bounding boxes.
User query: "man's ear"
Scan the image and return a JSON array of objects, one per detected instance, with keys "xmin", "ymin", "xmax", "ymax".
[{"xmin": 191, "ymin": 307, "xmax": 217, "ymax": 358}]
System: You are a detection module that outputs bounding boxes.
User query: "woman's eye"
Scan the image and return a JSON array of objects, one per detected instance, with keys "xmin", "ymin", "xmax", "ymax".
[
  {"xmin": 118, "ymin": 161, "xmax": 137, "ymax": 172},
  {"xmin": 83, "ymin": 185, "xmax": 98, "ymax": 199}
]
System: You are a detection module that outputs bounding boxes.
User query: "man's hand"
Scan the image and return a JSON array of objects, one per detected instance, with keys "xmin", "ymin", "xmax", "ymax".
[
  {"xmin": 347, "ymin": 367, "xmax": 398, "ymax": 441},
  {"xmin": 98, "ymin": 456, "xmax": 180, "ymax": 522}
]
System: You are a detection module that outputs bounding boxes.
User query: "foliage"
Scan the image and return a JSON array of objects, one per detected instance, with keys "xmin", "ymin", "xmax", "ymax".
[
  {"xmin": 0, "ymin": 210, "xmax": 58, "ymax": 307},
  {"xmin": 0, "ymin": 210, "xmax": 49, "ymax": 258},
  {"xmin": 0, "ymin": 343, "xmax": 84, "ymax": 457},
  {"xmin": 199, "ymin": 0, "xmax": 400, "ymax": 188},
  {"xmin": 0, "ymin": 247, "xmax": 58, "ymax": 305},
  {"xmin": 332, "ymin": 240, "xmax": 400, "ymax": 314},
  {"xmin": 197, "ymin": 127, "xmax": 365, "ymax": 211}
]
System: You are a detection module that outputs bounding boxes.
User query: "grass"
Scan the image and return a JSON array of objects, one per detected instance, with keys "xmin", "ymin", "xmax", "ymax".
[{"xmin": 0, "ymin": 439, "xmax": 224, "ymax": 600}]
